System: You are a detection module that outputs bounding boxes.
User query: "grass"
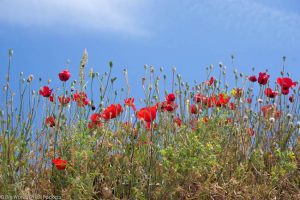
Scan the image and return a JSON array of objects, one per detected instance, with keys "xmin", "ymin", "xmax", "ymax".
[{"xmin": 0, "ymin": 49, "xmax": 300, "ymax": 199}]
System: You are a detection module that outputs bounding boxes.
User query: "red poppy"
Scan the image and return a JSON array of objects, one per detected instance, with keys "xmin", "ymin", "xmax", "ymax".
[
  {"xmin": 225, "ymin": 118, "xmax": 234, "ymax": 124},
  {"xmin": 102, "ymin": 104, "xmax": 123, "ymax": 120},
  {"xmin": 137, "ymin": 105, "xmax": 157, "ymax": 122},
  {"xmin": 215, "ymin": 94, "xmax": 230, "ymax": 107},
  {"xmin": 198, "ymin": 96, "xmax": 214, "ymax": 108},
  {"xmin": 39, "ymin": 86, "xmax": 53, "ymax": 97},
  {"xmin": 277, "ymin": 77, "xmax": 297, "ymax": 90},
  {"xmin": 52, "ymin": 158, "xmax": 67, "ymax": 170},
  {"xmin": 174, "ymin": 117, "xmax": 182, "ymax": 127},
  {"xmin": 193, "ymin": 94, "xmax": 204, "ymax": 103},
  {"xmin": 58, "ymin": 69, "xmax": 71, "ymax": 82},
  {"xmin": 248, "ymin": 75, "xmax": 257, "ymax": 82},
  {"xmin": 191, "ymin": 104, "xmax": 200, "ymax": 115},
  {"xmin": 49, "ymin": 94, "xmax": 55, "ymax": 102},
  {"xmin": 261, "ymin": 105, "xmax": 274, "ymax": 118},
  {"xmin": 160, "ymin": 101, "xmax": 178, "ymax": 112},
  {"xmin": 277, "ymin": 77, "xmax": 297, "ymax": 95},
  {"xmin": 166, "ymin": 93, "xmax": 176, "ymax": 102},
  {"xmin": 289, "ymin": 95, "xmax": 294, "ymax": 103},
  {"xmin": 258, "ymin": 72, "xmax": 270, "ymax": 85},
  {"xmin": 247, "ymin": 98, "xmax": 252, "ymax": 104},
  {"xmin": 275, "ymin": 111, "xmax": 281, "ymax": 118},
  {"xmin": 124, "ymin": 98, "xmax": 136, "ymax": 111},
  {"xmin": 58, "ymin": 95, "xmax": 71, "ymax": 106},
  {"xmin": 88, "ymin": 121, "xmax": 102, "ymax": 129},
  {"xmin": 193, "ymin": 94, "xmax": 213, "ymax": 107},
  {"xmin": 207, "ymin": 77, "xmax": 215, "ymax": 86},
  {"xmin": 202, "ymin": 116, "xmax": 209, "ymax": 123},
  {"xmin": 73, "ymin": 92, "xmax": 89, "ymax": 107},
  {"xmin": 264, "ymin": 88, "xmax": 278, "ymax": 98},
  {"xmin": 90, "ymin": 113, "xmax": 102, "ymax": 123},
  {"xmin": 261, "ymin": 106, "xmax": 281, "ymax": 119},
  {"xmin": 45, "ymin": 116, "xmax": 55, "ymax": 127},
  {"xmin": 281, "ymin": 89, "xmax": 290, "ymax": 95},
  {"xmin": 248, "ymin": 128, "xmax": 254, "ymax": 136},
  {"xmin": 88, "ymin": 113, "xmax": 102, "ymax": 129},
  {"xmin": 230, "ymin": 102, "xmax": 235, "ymax": 110}
]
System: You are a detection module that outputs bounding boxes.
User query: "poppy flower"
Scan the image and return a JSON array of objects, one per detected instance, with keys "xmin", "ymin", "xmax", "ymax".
[
  {"xmin": 102, "ymin": 104, "xmax": 123, "ymax": 120},
  {"xmin": 225, "ymin": 118, "xmax": 234, "ymax": 124},
  {"xmin": 166, "ymin": 93, "xmax": 176, "ymax": 102},
  {"xmin": 261, "ymin": 105, "xmax": 278, "ymax": 118},
  {"xmin": 281, "ymin": 89, "xmax": 290, "ymax": 95},
  {"xmin": 247, "ymin": 98, "xmax": 252, "ymax": 104},
  {"xmin": 160, "ymin": 101, "xmax": 178, "ymax": 112},
  {"xmin": 277, "ymin": 77, "xmax": 297, "ymax": 90},
  {"xmin": 248, "ymin": 128, "xmax": 254, "ymax": 136},
  {"xmin": 193, "ymin": 93, "xmax": 204, "ymax": 103},
  {"xmin": 193, "ymin": 94, "xmax": 213, "ymax": 107},
  {"xmin": 124, "ymin": 98, "xmax": 136, "ymax": 111},
  {"xmin": 248, "ymin": 75, "xmax": 257, "ymax": 82},
  {"xmin": 207, "ymin": 77, "xmax": 215, "ymax": 86},
  {"xmin": 174, "ymin": 117, "xmax": 182, "ymax": 127},
  {"xmin": 258, "ymin": 72, "xmax": 270, "ymax": 85},
  {"xmin": 264, "ymin": 88, "xmax": 278, "ymax": 98},
  {"xmin": 49, "ymin": 94, "xmax": 55, "ymax": 102},
  {"xmin": 199, "ymin": 96, "xmax": 214, "ymax": 108},
  {"xmin": 39, "ymin": 86, "xmax": 52, "ymax": 97},
  {"xmin": 230, "ymin": 102, "xmax": 235, "ymax": 110},
  {"xmin": 215, "ymin": 94, "xmax": 230, "ymax": 107},
  {"xmin": 88, "ymin": 114, "xmax": 102, "ymax": 129},
  {"xmin": 45, "ymin": 116, "xmax": 55, "ymax": 127},
  {"xmin": 52, "ymin": 158, "xmax": 67, "ymax": 170},
  {"xmin": 277, "ymin": 77, "xmax": 297, "ymax": 95},
  {"xmin": 58, "ymin": 95, "xmax": 71, "ymax": 106},
  {"xmin": 190, "ymin": 104, "xmax": 200, "ymax": 114},
  {"xmin": 73, "ymin": 92, "xmax": 89, "ymax": 107},
  {"xmin": 202, "ymin": 116, "xmax": 209, "ymax": 123},
  {"xmin": 137, "ymin": 105, "xmax": 157, "ymax": 122},
  {"xmin": 90, "ymin": 113, "xmax": 102, "ymax": 123},
  {"xmin": 58, "ymin": 69, "xmax": 71, "ymax": 82},
  {"xmin": 88, "ymin": 121, "xmax": 102, "ymax": 129},
  {"xmin": 289, "ymin": 95, "xmax": 294, "ymax": 103}
]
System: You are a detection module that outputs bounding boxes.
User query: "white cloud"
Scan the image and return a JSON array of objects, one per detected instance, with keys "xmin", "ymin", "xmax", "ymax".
[
  {"xmin": 183, "ymin": 0, "xmax": 300, "ymax": 43},
  {"xmin": 0, "ymin": 0, "xmax": 149, "ymax": 36}
]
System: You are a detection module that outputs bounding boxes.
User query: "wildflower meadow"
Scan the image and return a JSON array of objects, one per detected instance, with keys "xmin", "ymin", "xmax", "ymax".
[{"xmin": 1, "ymin": 49, "xmax": 300, "ymax": 199}]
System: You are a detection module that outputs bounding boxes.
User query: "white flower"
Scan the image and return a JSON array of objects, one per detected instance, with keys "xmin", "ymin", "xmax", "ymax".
[
  {"xmin": 186, "ymin": 99, "xmax": 190, "ymax": 105},
  {"xmin": 269, "ymin": 117, "xmax": 275, "ymax": 123}
]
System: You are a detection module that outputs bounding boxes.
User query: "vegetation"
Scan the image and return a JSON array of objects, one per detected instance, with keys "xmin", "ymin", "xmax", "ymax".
[{"xmin": 1, "ymin": 50, "xmax": 299, "ymax": 199}]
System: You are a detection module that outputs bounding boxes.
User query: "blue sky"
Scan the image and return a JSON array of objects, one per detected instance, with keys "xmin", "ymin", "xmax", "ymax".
[{"xmin": 1, "ymin": 0, "xmax": 300, "ymax": 101}]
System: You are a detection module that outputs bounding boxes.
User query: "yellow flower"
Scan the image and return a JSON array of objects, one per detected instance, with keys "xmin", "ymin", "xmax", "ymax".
[
  {"xmin": 206, "ymin": 142, "xmax": 213, "ymax": 149},
  {"xmin": 231, "ymin": 89, "xmax": 237, "ymax": 97},
  {"xmin": 288, "ymin": 152, "xmax": 295, "ymax": 160}
]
